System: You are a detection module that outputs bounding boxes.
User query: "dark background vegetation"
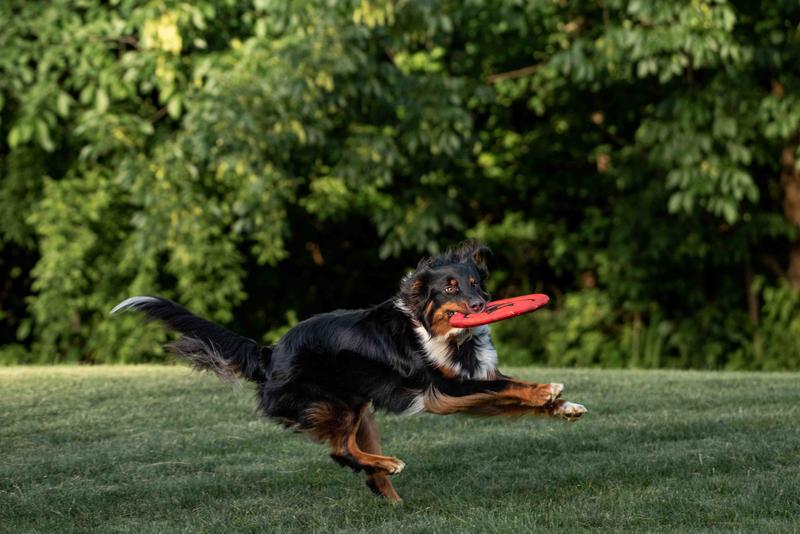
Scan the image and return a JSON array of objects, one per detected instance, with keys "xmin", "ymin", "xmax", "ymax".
[{"xmin": 1, "ymin": 0, "xmax": 800, "ymax": 368}]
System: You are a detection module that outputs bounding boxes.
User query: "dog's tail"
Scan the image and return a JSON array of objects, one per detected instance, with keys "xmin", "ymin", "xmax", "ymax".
[{"xmin": 111, "ymin": 296, "xmax": 269, "ymax": 384}]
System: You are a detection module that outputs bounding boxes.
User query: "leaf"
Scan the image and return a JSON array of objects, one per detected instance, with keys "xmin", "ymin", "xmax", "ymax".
[
  {"xmin": 720, "ymin": 202, "xmax": 738, "ymax": 225},
  {"xmin": 8, "ymin": 126, "xmax": 21, "ymax": 147},
  {"xmin": 95, "ymin": 88, "xmax": 110, "ymax": 113},
  {"xmin": 57, "ymin": 92, "xmax": 72, "ymax": 117},
  {"xmin": 167, "ymin": 95, "xmax": 182, "ymax": 118},
  {"xmin": 35, "ymin": 120, "xmax": 55, "ymax": 152}
]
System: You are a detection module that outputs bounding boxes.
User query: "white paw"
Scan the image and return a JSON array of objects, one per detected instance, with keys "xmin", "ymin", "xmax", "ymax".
[
  {"xmin": 389, "ymin": 459, "xmax": 405, "ymax": 474},
  {"xmin": 559, "ymin": 401, "xmax": 587, "ymax": 421}
]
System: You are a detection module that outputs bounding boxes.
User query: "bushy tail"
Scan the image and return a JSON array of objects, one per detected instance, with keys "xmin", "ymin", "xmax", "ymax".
[{"xmin": 111, "ymin": 296, "xmax": 269, "ymax": 383}]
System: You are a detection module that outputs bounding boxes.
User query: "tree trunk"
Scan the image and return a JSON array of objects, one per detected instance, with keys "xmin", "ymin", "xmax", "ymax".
[{"xmin": 780, "ymin": 147, "xmax": 800, "ymax": 289}]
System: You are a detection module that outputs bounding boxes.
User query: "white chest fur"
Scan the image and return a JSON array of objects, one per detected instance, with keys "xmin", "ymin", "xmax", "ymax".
[{"xmin": 413, "ymin": 324, "xmax": 498, "ymax": 380}]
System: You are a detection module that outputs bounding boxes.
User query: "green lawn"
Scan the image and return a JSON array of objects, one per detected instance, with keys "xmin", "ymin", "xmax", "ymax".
[{"xmin": 1, "ymin": 366, "xmax": 798, "ymax": 533}]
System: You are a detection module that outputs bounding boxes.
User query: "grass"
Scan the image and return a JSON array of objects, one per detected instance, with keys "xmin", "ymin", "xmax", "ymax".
[{"xmin": 1, "ymin": 366, "xmax": 799, "ymax": 533}]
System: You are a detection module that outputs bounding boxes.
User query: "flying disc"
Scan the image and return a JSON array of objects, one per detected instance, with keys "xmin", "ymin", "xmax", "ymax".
[{"xmin": 449, "ymin": 294, "xmax": 550, "ymax": 328}]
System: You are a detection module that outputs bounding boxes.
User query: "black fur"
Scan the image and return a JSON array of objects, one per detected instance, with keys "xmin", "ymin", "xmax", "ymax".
[
  {"xmin": 112, "ymin": 297, "xmax": 268, "ymax": 383},
  {"xmin": 113, "ymin": 240, "xmax": 495, "ymax": 421}
]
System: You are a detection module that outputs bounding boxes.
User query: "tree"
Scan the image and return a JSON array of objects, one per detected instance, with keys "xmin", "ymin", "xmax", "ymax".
[{"xmin": 1, "ymin": 0, "xmax": 799, "ymax": 368}]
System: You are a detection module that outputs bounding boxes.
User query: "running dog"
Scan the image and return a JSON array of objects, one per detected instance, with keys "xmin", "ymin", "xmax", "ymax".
[{"xmin": 111, "ymin": 240, "xmax": 586, "ymax": 501}]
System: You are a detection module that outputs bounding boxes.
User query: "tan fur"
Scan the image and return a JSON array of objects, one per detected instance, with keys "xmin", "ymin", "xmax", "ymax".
[
  {"xmin": 304, "ymin": 403, "xmax": 354, "ymax": 444},
  {"xmin": 435, "ymin": 365, "xmax": 461, "ymax": 379},
  {"xmin": 423, "ymin": 382, "xmax": 563, "ymax": 416},
  {"xmin": 303, "ymin": 402, "xmax": 405, "ymax": 476},
  {"xmin": 503, "ymin": 381, "xmax": 562, "ymax": 406},
  {"xmin": 430, "ymin": 301, "xmax": 468, "ymax": 337},
  {"xmin": 423, "ymin": 388, "xmax": 498, "ymax": 414},
  {"xmin": 356, "ymin": 406, "xmax": 402, "ymax": 502}
]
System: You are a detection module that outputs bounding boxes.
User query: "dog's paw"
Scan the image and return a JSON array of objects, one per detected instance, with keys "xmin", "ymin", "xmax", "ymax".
[
  {"xmin": 529, "ymin": 383, "xmax": 564, "ymax": 406},
  {"xmin": 333, "ymin": 452, "xmax": 405, "ymax": 475},
  {"xmin": 376, "ymin": 457, "xmax": 405, "ymax": 475},
  {"xmin": 555, "ymin": 401, "xmax": 587, "ymax": 421}
]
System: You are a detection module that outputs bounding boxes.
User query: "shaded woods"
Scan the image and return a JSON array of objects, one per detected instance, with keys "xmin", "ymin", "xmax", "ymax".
[{"xmin": 1, "ymin": 1, "xmax": 800, "ymax": 368}]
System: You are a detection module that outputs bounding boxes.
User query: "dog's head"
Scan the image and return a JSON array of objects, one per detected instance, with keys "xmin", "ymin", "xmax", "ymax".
[{"xmin": 399, "ymin": 240, "xmax": 491, "ymax": 337}]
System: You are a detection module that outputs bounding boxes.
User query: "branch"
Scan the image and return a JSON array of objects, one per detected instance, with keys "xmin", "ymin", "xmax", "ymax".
[
  {"xmin": 485, "ymin": 64, "xmax": 540, "ymax": 84},
  {"xmin": 148, "ymin": 106, "xmax": 168, "ymax": 124},
  {"xmin": 103, "ymin": 35, "xmax": 139, "ymax": 48}
]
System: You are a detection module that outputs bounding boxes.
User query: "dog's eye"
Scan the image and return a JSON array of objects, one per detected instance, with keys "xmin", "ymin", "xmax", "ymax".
[{"xmin": 443, "ymin": 286, "xmax": 458, "ymax": 294}]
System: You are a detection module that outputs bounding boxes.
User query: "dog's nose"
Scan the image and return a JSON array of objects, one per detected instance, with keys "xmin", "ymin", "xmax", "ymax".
[{"xmin": 469, "ymin": 299, "xmax": 485, "ymax": 313}]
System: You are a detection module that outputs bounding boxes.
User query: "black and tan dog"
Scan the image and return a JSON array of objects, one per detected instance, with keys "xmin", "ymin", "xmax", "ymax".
[{"xmin": 112, "ymin": 240, "xmax": 586, "ymax": 501}]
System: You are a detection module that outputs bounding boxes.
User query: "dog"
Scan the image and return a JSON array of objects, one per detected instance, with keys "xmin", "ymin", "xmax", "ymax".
[{"xmin": 111, "ymin": 240, "xmax": 586, "ymax": 501}]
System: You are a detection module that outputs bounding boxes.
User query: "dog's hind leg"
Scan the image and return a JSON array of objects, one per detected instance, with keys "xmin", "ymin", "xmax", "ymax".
[
  {"xmin": 303, "ymin": 402, "xmax": 406, "ymax": 478},
  {"xmin": 355, "ymin": 405, "xmax": 402, "ymax": 502}
]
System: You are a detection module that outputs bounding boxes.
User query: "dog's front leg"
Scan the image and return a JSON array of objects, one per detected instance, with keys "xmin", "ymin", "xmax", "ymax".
[
  {"xmin": 422, "ymin": 378, "xmax": 563, "ymax": 415},
  {"xmin": 496, "ymin": 377, "xmax": 587, "ymax": 419}
]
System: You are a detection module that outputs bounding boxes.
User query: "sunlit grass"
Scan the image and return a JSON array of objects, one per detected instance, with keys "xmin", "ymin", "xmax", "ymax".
[{"xmin": 2, "ymin": 365, "xmax": 798, "ymax": 532}]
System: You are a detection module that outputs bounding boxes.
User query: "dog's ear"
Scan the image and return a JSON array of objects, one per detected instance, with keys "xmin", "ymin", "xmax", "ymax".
[
  {"xmin": 401, "ymin": 260, "xmax": 433, "ymax": 306},
  {"xmin": 471, "ymin": 243, "xmax": 491, "ymax": 279},
  {"xmin": 407, "ymin": 263, "xmax": 432, "ymax": 297},
  {"xmin": 456, "ymin": 240, "xmax": 492, "ymax": 279}
]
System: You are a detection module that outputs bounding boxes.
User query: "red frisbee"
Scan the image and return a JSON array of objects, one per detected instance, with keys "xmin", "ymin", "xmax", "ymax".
[{"xmin": 449, "ymin": 293, "xmax": 550, "ymax": 328}]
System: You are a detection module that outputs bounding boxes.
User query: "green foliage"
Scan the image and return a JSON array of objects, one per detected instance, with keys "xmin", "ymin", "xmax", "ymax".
[
  {"xmin": 751, "ymin": 279, "xmax": 800, "ymax": 370},
  {"xmin": 1, "ymin": 0, "xmax": 800, "ymax": 368}
]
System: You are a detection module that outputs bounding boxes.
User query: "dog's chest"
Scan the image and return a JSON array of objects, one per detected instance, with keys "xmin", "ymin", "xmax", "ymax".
[{"xmin": 415, "ymin": 325, "xmax": 498, "ymax": 379}]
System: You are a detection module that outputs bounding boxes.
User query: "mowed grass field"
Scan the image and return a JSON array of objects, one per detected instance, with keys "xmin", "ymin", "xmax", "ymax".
[{"xmin": 1, "ymin": 366, "xmax": 798, "ymax": 533}]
